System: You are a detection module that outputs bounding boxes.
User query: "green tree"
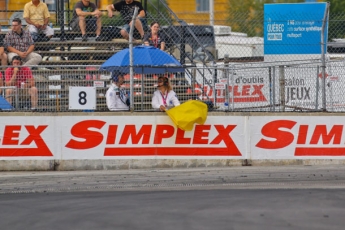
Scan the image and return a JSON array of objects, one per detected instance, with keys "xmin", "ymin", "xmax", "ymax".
[
  {"xmin": 321, "ymin": 0, "xmax": 345, "ymax": 39},
  {"xmin": 226, "ymin": 0, "xmax": 307, "ymax": 37},
  {"xmin": 146, "ymin": 0, "xmax": 173, "ymax": 26}
]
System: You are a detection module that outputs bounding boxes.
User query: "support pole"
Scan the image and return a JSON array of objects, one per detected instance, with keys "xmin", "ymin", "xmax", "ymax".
[{"xmin": 129, "ymin": 7, "xmax": 139, "ymax": 112}]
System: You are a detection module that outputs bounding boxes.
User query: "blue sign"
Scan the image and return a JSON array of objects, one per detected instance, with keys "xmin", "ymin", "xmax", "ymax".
[{"xmin": 264, "ymin": 3, "xmax": 328, "ymax": 56}]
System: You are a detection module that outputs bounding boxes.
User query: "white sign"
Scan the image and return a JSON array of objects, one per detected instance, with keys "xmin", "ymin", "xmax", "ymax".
[
  {"xmin": 2, "ymin": 116, "xmax": 345, "ymax": 160},
  {"xmin": 69, "ymin": 87, "xmax": 96, "ymax": 110},
  {"xmin": 215, "ymin": 83, "xmax": 226, "ymax": 89},
  {"xmin": 93, "ymin": 81, "xmax": 105, "ymax": 88}
]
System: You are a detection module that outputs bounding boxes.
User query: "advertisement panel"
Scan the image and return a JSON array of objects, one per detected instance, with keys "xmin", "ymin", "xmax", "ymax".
[
  {"xmin": 2, "ymin": 115, "xmax": 345, "ymax": 161},
  {"xmin": 251, "ymin": 116, "xmax": 345, "ymax": 159},
  {"xmin": 0, "ymin": 116, "xmax": 246, "ymax": 160},
  {"xmin": 264, "ymin": 3, "xmax": 328, "ymax": 62}
]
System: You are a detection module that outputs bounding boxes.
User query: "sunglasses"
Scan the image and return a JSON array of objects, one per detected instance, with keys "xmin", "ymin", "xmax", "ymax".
[{"xmin": 157, "ymin": 80, "xmax": 164, "ymax": 83}]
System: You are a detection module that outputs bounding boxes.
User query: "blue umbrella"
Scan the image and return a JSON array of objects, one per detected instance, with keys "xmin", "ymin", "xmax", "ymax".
[
  {"xmin": 99, "ymin": 45, "xmax": 185, "ymax": 74},
  {"xmin": 0, "ymin": 96, "xmax": 13, "ymax": 110}
]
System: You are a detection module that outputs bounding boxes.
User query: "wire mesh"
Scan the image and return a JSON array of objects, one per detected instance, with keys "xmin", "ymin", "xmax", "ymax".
[{"xmin": 1, "ymin": 1, "xmax": 345, "ymax": 113}]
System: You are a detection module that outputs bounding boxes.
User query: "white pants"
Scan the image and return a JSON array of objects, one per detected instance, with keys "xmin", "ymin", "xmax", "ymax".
[
  {"xmin": 8, "ymin": 52, "xmax": 42, "ymax": 66},
  {"xmin": 27, "ymin": 24, "xmax": 54, "ymax": 37}
]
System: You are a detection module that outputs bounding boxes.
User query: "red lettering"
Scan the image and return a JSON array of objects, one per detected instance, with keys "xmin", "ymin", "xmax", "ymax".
[
  {"xmin": 242, "ymin": 85, "xmax": 250, "ymax": 96},
  {"xmin": 1, "ymin": 125, "xmax": 52, "ymax": 157},
  {"xmin": 256, "ymin": 120, "xmax": 296, "ymax": 149},
  {"xmin": 252, "ymin": 85, "xmax": 264, "ymax": 96},
  {"xmin": 2, "ymin": 125, "xmax": 21, "ymax": 145},
  {"xmin": 233, "ymin": 85, "xmax": 241, "ymax": 96},
  {"xmin": 310, "ymin": 125, "xmax": 343, "ymax": 144},
  {"xmin": 297, "ymin": 125, "xmax": 308, "ymax": 144},
  {"xmin": 106, "ymin": 125, "xmax": 118, "ymax": 145},
  {"xmin": 227, "ymin": 85, "xmax": 267, "ymax": 102},
  {"xmin": 176, "ymin": 128, "xmax": 191, "ymax": 144},
  {"xmin": 21, "ymin": 126, "xmax": 47, "ymax": 145},
  {"xmin": 193, "ymin": 125, "xmax": 211, "ymax": 144},
  {"xmin": 210, "ymin": 125, "xmax": 241, "ymax": 154},
  {"xmin": 154, "ymin": 125, "xmax": 174, "ymax": 144},
  {"xmin": 65, "ymin": 120, "xmax": 106, "ymax": 149},
  {"xmin": 119, "ymin": 125, "xmax": 152, "ymax": 144}
]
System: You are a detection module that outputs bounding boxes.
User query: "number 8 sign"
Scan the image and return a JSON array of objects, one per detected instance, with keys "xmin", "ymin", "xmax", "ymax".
[{"xmin": 69, "ymin": 87, "xmax": 96, "ymax": 110}]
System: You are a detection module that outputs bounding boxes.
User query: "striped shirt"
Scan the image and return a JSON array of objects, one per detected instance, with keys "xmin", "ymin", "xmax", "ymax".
[{"xmin": 3, "ymin": 29, "xmax": 34, "ymax": 52}]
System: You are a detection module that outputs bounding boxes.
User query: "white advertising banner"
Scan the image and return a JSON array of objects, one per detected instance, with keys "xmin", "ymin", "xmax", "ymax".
[{"xmin": 1, "ymin": 115, "xmax": 344, "ymax": 160}]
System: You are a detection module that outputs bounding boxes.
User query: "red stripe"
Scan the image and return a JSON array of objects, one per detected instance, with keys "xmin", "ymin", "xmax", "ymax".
[
  {"xmin": 0, "ymin": 148, "xmax": 53, "ymax": 157},
  {"xmin": 104, "ymin": 147, "xmax": 242, "ymax": 156},
  {"xmin": 295, "ymin": 147, "xmax": 345, "ymax": 156}
]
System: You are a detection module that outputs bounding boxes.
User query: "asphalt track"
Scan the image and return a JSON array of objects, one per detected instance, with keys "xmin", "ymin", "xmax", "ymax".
[{"xmin": 1, "ymin": 165, "xmax": 345, "ymax": 230}]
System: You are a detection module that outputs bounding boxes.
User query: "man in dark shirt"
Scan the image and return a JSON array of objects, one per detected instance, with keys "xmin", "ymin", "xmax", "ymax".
[
  {"xmin": 107, "ymin": 0, "xmax": 146, "ymax": 40},
  {"xmin": 70, "ymin": 0, "xmax": 103, "ymax": 41}
]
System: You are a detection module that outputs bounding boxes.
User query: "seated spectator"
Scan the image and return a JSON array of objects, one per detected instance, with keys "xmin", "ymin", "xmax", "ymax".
[
  {"xmin": 143, "ymin": 21, "xmax": 166, "ymax": 50},
  {"xmin": 106, "ymin": 73, "xmax": 130, "ymax": 111},
  {"xmin": 70, "ymin": 0, "xmax": 102, "ymax": 42},
  {"xmin": 107, "ymin": 0, "xmax": 146, "ymax": 40},
  {"xmin": 0, "ymin": 71, "xmax": 3, "ymax": 95},
  {"xmin": 24, "ymin": 0, "xmax": 54, "ymax": 42},
  {"xmin": 5, "ymin": 56, "xmax": 38, "ymax": 110},
  {"xmin": 152, "ymin": 76, "xmax": 180, "ymax": 111},
  {"xmin": 0, "ymin": 44, "xmax": 8, "ymax": 70},
  {"xmin": 4, "ymin": 18, "xmax": 42, "ymax": 67}
]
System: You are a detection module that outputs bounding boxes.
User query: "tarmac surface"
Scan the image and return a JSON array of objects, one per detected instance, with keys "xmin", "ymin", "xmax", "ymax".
[{"xmin": 1, "ymin": 165, "xmax": 345, "ymax": 229}]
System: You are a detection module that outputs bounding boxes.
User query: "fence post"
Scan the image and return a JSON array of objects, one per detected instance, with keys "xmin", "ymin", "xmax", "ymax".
[
  {"xmin": 224, "ymin": 54, "xmax": 230, "ymax": 111},
  {"xmin": 58, "ymin": 0, "xmax": 65, "ymax": 41},
  {"xmin": 129, "ymin": 7, "xmax": 139, "ymax": 112},
  {"xmin": 272, "ymin": 66, "xmax": 276, "ymax": 112},
  {"xmin": 321, "ymin": 2, "xmax": 329, "ymax": 111},
  {"xmin": 279, "ymin": 66, "xmax": 285, "ymax": 112}
]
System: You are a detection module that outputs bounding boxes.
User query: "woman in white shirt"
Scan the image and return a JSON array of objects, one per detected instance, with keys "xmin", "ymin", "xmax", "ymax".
[{"xmin": 152, "ymin": 76, "xmax": 180, "ymax": 111}]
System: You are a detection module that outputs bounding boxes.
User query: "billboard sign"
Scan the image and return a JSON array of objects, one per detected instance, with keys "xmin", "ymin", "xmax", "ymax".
[{"xmin": 264, "ymin": 3, "xmax": 328, "ymax": 62}]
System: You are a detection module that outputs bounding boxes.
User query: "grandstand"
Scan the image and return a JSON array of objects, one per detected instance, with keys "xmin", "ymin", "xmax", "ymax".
[{"xmin": 0, "ymin": 0, "xmax": 217, "ymax": 112}]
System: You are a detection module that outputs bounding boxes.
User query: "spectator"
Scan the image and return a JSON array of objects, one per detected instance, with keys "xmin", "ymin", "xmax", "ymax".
[
  {"xmin": 106, "ymin": 73, "xmax": 130, "ymax": 111},
  {"xmin": 0, "ymin": 43, "xmax": 8, "ymax": 69},
  {"xmin": 23, "ymin": 0, "xmax": 54, "ymax": 42},
  {"xmin": 0, "ymin": 71, "xmax": 3, "ymax": 95},
  {"xmin": 152, "ymin": 76, "xmax": 180, "ymax": 111},
  {"xmin": 143, "ymin": 21, "xmax": 166, "ymax": 50},
  {"xmin": 4, "ymin": 18, "xmax": 42, "ymax": 67},
  {"xmin": 5, "ymin": 56, "xmax": 38, "ymax": 110},
  {"xmin": 70, "ymin": 0, "xmax": 103, "ymax": 42},
  {"xmin": 107, "ymin": 0, "xmax": 146, "ymax": 40}
]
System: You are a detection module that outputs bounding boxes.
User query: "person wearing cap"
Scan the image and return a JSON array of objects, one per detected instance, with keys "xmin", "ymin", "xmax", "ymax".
[
  {"xmin": 106, "ymin": 73, "xmax": 129, "ymax": 111},
  {"xmin": 152, "ymin": 75, "xmax": 180, "ymax": 111}
]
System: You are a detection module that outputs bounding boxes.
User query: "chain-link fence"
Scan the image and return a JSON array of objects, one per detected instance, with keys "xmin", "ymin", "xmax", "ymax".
[
  {"xmin": 1, "ymin": 1, "xmax": 345, "ymax": 112},
  {"xmin": 1, "ymin": 61, "xmax": 345, "ymax": 112}
]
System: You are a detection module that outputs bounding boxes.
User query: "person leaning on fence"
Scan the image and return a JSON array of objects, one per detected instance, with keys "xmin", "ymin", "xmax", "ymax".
[
  {"xmin": 107, "ymin": 0, "xmax": 146, "ymax": 40},
  {"xmin": 3, "ymin": 18, "xmax": 42, "ymax": 67},
  {"xmin": 5, "ymin": 56, "xmax": 38, "ymax": 111},
  {"xmin": 106, "ymin": 73, "xmax": 130, "ymax": 111},
  {"xmin": 152, "ymin": 75, "xmax": 180, "ymax": 111},
  {"xmin": 70, "ymin": 0, "xmax": 103, "ymax": 42},
  {"xmin": 23, "ymin": 0, "xmax": 54, "ymax": 42},
  {"xmin": 143, "ymin": 21, "xmax": 166, "ymax": 51}
]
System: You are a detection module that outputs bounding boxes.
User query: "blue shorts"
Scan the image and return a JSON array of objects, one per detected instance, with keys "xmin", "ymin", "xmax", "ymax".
[{"xmin": 121, "ymin": 18, "xmax": 146, "ymax": 33}]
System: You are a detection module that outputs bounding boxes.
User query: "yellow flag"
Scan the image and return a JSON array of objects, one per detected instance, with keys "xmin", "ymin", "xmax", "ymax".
[{"xmin": 166, "ymin": 100, "xmax": 208, "ymax": 131}]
